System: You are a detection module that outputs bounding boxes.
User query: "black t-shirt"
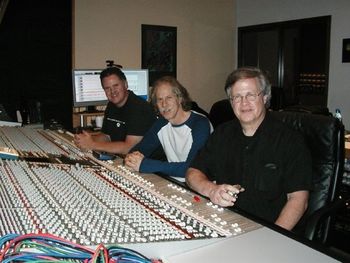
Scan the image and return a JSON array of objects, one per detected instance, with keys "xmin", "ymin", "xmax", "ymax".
[
  {"xmin": 191, "ymin": 112, "xmax": 312, "ymax": 223},
  {"xmin": 101, "ymin": 91, "xmax": 157, "ymax": 141}
]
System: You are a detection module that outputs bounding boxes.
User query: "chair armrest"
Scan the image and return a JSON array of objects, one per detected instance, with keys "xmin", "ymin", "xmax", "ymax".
[{"xmin": 304, "ymin": 197, "xmax": 349, "ymax": 243}]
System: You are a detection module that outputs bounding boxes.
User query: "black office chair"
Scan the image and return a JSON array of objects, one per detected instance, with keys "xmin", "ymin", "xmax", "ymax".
[
  {"xmin": 208, "ymin": 99, "xmax": 234, "ymax": 129},
  {"xmin": 191, "ymin": 101, "xmax": 209, "ymax": 118},
  {"xmin": 270, "ymin": 110, "xmax": 346, "ymax": 244}
]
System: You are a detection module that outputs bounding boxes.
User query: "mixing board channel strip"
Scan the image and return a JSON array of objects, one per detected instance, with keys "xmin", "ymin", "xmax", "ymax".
[
  {"xmin": 37, "ymin": 130, "xmax": 71, "ymax": 156},
  {"xmin": 145, "ymin": 174, "xmax": 261, "ymax": 233},
  {"xmin": 2, "ymin": 161, "xmax": 180, "ymax": 244},
  {"xmin": 0, "ymin": 127, "xmax": 17, "ymax": 150},
  {"xmin": 42, "ymin": 130, "xmax": 86, "ymax": 159},
  {"xmin": 101, "ymin": 164, "xmax": 260, "ymax": 237},
  {"xmin": 92, "ymin": 168, "xmax": 195, "ymax": 239}
]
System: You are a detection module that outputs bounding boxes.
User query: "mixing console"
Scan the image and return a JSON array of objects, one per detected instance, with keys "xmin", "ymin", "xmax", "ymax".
[{"xmin": 0, "ymin": 127, "xmax": 260, "ymax": 246}]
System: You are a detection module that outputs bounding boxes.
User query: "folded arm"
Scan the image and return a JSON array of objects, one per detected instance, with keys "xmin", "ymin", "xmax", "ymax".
[{"xmin": 74, "ymin": 130, "xmax": 142, "ymax": 155}]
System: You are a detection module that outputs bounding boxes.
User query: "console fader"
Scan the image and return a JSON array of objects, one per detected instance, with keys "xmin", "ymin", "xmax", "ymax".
[{"xmin": 0, "ymin": 127, "xmax": 260, "ymax": 245}]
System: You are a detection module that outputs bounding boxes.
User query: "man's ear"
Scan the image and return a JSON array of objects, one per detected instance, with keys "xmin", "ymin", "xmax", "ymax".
[
  {"xmin": 263, "ymin": 95, "xmax": 268, "ymax": 105},
  {"xmin": 177, "ymin": 95, "xmax": 183, "ymax": 105}
]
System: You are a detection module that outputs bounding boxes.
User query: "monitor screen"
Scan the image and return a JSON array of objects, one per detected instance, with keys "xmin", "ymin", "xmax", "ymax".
[
  {"xmin": 72, "ymin": 69, "xmax": 149, "ymax": 107},
  {"xmin": 123, "ymin": 69, "xmax": 149, "ymax": 101}
]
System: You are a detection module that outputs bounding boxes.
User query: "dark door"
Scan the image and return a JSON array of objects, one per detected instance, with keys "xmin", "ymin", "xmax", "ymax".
[{"xmin": 238, "ymin": 16, "xmax": 330, "ymax": 111}]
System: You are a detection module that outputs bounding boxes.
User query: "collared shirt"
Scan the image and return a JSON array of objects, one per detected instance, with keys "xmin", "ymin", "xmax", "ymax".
[{"xmin": 191, "ymin": 112, "xmax": 312, "ymax": 223}]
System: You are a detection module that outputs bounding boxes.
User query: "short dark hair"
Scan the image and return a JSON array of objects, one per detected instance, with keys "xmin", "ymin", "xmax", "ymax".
[
  {"xmin": 151, "ymin": 76, "xmax": 192, "ymax": 111},
  {"xmin": 100, "ymin": 67, "xmax": 127, "ymax": 82},
  {"xmin": 224, "ymin": 67, "xmax": 272, "ymax": 107}
]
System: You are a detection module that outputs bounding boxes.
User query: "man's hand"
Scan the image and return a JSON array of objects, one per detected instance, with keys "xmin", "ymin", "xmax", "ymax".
[
  {"xmin": 74, "ymin": 130, "xmax": 94, "ymax": 151},
  {"xmin": 208, "ymin": 184, "xmax": 245, "ymax": 207},
  {"xmin": 125, "ymin": 151, "xmax": 144, "ymax": 172},
  {"xmin": 186, "ymin": 168, "xmax": 245, "ymax": 207}
]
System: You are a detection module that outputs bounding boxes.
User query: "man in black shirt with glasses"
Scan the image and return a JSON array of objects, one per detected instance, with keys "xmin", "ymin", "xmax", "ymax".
[{"xmin": 186, "ymin": 67, "xmax": 312, "ymax": 231}]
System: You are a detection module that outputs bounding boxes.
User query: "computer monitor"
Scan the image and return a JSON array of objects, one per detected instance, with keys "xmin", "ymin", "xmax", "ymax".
[
  {"xmin": 123, "ymin": 69, "xmax": 149, "ymax": 101},
  {"xmin": 72, "ymin": 69, "xmax": 149, "ymax": 108}
]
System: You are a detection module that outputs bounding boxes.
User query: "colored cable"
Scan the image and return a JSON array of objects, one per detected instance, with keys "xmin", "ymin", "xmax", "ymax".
[{"xmin": 0, "ymin": 233, "xmax": 158, "ymax": 263}]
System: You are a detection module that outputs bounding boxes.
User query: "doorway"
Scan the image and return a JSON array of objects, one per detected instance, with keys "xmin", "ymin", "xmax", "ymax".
[{"xmin": 238, "ymin": 16, "xmax": 331, "ymax": 111}]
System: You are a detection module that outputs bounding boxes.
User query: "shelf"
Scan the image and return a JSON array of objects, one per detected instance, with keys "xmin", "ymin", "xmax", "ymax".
[{"xmin": 72, "ymin": 111, "xmax": 104, "ymax": 129}]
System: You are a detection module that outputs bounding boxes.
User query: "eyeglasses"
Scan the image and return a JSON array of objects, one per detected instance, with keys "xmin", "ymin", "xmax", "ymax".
[{"xmin": 229, "ymin": 91, "xmax": 263, "ymax": 104}]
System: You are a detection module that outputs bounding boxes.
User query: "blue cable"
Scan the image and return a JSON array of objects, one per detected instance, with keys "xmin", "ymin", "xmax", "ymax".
[
  {"xmin": 0, "ymin": 233, "xmax": 20, "ymax": 247},
  {"xmin": 0, "ymin": 233, "xmax": 156, "ymax": 263}
]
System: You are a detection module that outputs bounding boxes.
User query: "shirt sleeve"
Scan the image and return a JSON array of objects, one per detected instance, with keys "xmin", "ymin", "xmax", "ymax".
[
  {"xmin": 190, "ymin": 126, "xmax": 223, "ymax": 181},
  {"xmin": 140, "ymin": 116, "xmax": 211, "ymax": 178},
  {"xmin": 282, "ymin": 132, "xmax": 313, "ymax": 193},
  {"xmin": 130, "ymin": 120, "xmax": 162, "ymax": 156}
]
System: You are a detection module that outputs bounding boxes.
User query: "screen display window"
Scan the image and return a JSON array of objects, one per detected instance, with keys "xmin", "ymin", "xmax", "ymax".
[{"xmin": 72, "ymin": 69, "xmax": 149, "ymax": 107}]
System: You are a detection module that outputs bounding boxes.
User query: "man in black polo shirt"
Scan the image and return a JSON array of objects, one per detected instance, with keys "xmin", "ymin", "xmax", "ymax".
[
  {"xmin": 186, "ymin": 67, "xmax": 312, "ymax": 230},
  {"xmin": 74, "ymin": 67, "xmax": 156, "ymax": 155}
]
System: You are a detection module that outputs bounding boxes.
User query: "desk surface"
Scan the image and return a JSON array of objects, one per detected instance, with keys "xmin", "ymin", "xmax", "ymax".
[
  {"xmin": 165, "ymin": 228, "xmax": 339, "ymax": 263},
  {"xmin": 123, "ymin": 227, "xmax": 339, "ymax": 262}
]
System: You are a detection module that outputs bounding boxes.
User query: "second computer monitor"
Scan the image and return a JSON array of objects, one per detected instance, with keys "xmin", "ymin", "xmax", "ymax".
[{"xmin": 72, "ymin": 68, "xmax": 149, "ymax": 108}]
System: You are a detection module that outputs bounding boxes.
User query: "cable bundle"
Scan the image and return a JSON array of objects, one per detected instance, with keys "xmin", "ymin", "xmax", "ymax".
[{"xmin": 0, "ymin": 233, "xmax": 161, "ymax": 263}]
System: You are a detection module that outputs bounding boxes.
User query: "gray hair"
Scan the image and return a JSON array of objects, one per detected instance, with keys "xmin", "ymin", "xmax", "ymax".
[
  {"xmin": 150, "ymin": 76, "xmax": 192, "ymax": 111},
  {"xmin": 224, "ymin": 67, "xmax": 272, "ymax": 108}
]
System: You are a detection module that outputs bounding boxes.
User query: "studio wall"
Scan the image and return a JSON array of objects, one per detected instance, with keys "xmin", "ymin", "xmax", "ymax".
[{"xmin": 74, "ymin": 0, "xmax": 236, "ymax": 112}]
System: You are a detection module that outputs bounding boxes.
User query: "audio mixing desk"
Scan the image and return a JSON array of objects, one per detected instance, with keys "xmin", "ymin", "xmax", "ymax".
[{"xmin": 0, "ymin": 126, "xmax": 341, "ymax": 262}]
